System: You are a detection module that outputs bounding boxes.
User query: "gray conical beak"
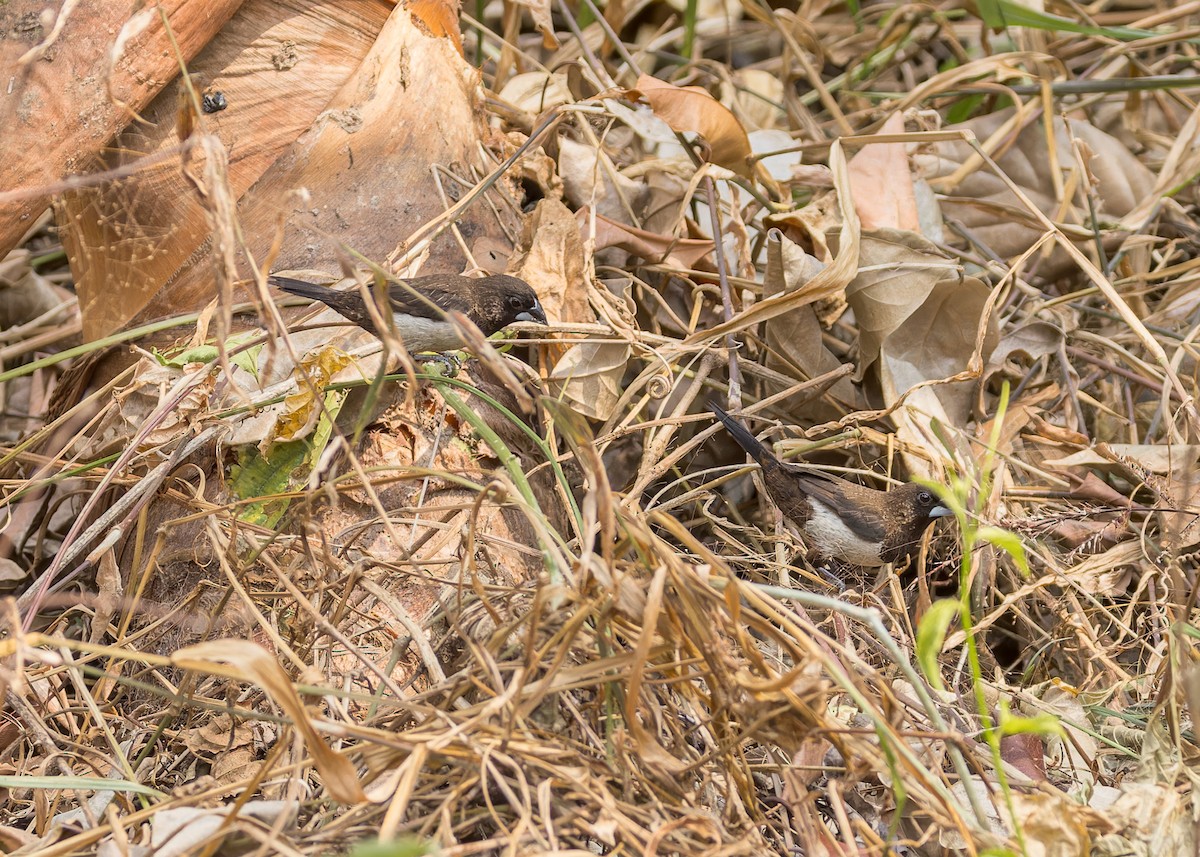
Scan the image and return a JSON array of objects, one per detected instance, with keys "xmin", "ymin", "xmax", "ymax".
[
  {"xmin": 516, "ymin": 300, "xmax": 548, "ymax": 325},
  {"xmin": 929, "ymin": 505, "xmax": 953, "ymax": 518}
]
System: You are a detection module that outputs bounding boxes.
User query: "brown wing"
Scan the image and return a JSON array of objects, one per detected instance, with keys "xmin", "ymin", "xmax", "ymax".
[
  {"xmin": 758, "ymin": 461, "xmax": 816, "ymax": 531},
  {"xmin": 385, "ymin": 276, "xmax": 475, "ymax": 321},
  {"xmin": 779, "ymin": 464, "xmax": 889, "ymax": 543}
]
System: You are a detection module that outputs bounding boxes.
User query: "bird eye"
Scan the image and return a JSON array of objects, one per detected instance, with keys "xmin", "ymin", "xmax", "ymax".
[
  {"xmin": 918, "ymin": 490, "xmax": 933, "ymax": 505},
  {"xmin": 508, "ymin": 295, "xmax": 523, "ymax": 309}
]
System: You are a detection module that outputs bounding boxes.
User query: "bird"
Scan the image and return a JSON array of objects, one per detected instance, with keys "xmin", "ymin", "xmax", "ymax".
[
  {"xmin": 711, "ymin": 403, "xmax": 951, "ymax": 568},
  {"xmin": 270, "ymin": 272, "xmax": 548, "ymax": 353}
]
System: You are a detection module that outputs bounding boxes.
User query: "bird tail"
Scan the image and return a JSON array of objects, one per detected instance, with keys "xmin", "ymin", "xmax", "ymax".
[
  {"xmin": 710, "ymin": 402, "xmax": 772, "ymax": 463},
  {"xmin": 269, "ymin": 275, "xmax": 336, "ymax": 301}
]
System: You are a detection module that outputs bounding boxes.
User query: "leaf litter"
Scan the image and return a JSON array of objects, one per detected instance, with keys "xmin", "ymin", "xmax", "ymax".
[{"xmin": 2, "ymin": 1, "xmax": 1200, "ymax": 855}]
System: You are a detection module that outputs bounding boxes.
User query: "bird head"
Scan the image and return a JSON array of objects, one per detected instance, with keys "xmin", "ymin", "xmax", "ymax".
[
  {"xmin": 474, "ymin": 274, "xmax": 548, "ymax": 334},
  {"xmin": 892, "ymin": 483, "xmax": 953, "ymax": 531}
]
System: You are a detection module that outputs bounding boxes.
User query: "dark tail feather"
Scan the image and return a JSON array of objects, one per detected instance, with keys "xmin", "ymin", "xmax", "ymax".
[
  {"xmin": 710, "ymin": 402, "xmax": 771, "ymax": 463},
  {"xmin": 271, "ymin": 275, "xmax": 378, "ymax": 333},
  {"xmin": 269, "ymin": 275, "xmax": 335, "ymax": 301}
]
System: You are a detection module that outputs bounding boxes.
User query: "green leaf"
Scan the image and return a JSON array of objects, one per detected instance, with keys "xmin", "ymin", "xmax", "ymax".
[
  {"xmin": 155, "ymin": 332, "xmax": 263, "ymax": 379},
  {"xmin": 974, "ymin": 0, "xmax": 1158, "ymax": 41},
  {"xmin": 976, "ymin": 526, "xmax": 1030, "ymax": 577},
  {"xmin": 0, "ymin": 775, "xmax": 164, "ymax": 797},
  {"xmin": 350, "ymin": 837, "xmax": 440, "ymax": 857},
  {"xmin": 916, "ymin": 599, "xmax": 962, "ymax": 691},
  {"xmin": 230, "ymin": 389, "xmax": 347, "ymax": 526},
  {"xmin": 946, "ymin": 93, "xmax": 984, "ymax": 125},
  {"xmin": 998, "ymin": 699, "xmax": 1065, "ymax": 739}
]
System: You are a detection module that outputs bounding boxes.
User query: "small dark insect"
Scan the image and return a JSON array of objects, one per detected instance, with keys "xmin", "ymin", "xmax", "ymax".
[{"xmin": 202, "ymin": 91, "xmax": 228, "ymax": 113}]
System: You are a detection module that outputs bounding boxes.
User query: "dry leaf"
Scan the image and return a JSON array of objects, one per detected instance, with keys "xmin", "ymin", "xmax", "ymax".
[
  {"xmin": 1043, "ymin": 444, "xmax": 1200, "ymax": 475},
  {"xmin": 1011, "ymin": 790, "xmax": 1105, "ymax": 856},
  {"xmin": 171, "ymin": 639, "xmax": 367, "ymax": 804},
  {"xmin": 988, "ymin": 321, "xmax": 1064, "ymax": 368},
  {"xmin": 497, "ymin": 71, "xmax": 573, "ymax": 113},
  {"xmin": 913, "ymin": 109, "xmax": 1155, "ymax": 273},
  {"xmin": 274, "ymin": 347, "xmax": 354, "ymax": 444},
  {"xmin": 506, "ymin": 0, "xmax": 558, "ymax": 49},
  {"xmin": 514, "ymin": 197, "xmax": 590, "ymax": 324},
  {"xmin": 723, "ymin": 69, "xmax": 786, "ymax": 131},
  {"xmin": 548, "ymin": 341, "xmax": 631, "ymax": 421},
  {"xmin": 1093, "ymin": 782, "xmax": 1192, "ymax": 855},
  {"xmin": 114, "ymin": 359, "xmax": 217, "ymax": 450},
  {"xmin": 1060, "ymin": 541, "xmax": 1140, "ymax": 596},
  {"xmin": 848, "ymin": 229, "xmax": 964, "ymax": 378},
  {"xmin": 762, "ymin": 229, "xmax": 862, "ymax": 417},
  {"xmin": 559, "ymin": 136, "xmax": 650, "ymax": 225},
  {"xmin": 148, "ymin": 802, "xmax": 298, "ymax": 857},
  {"xmin": 588, "ymin": 209, "xmax": 714, "ymax": 270},
  {"xmin": 628, "ymin": 74, "xmax": 753, "ymax": 178},
  {"xmin": 847, "ymin": 113, "xmax": 919, "ymax": 232}
]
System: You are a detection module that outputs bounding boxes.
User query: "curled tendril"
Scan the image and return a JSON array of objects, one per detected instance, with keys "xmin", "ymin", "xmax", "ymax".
[{"xmin": 646, "ymin": 372, "xmax": 673, "ymax": 399}]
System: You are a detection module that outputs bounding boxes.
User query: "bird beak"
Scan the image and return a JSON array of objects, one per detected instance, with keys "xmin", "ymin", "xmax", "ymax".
[
  {"xmin": 929, "ymin": 505, "xmax": 953, "ymax": 518},
  {"xmin": 516, "ymin": 300, "xmax": 548, "ymax": 325}
]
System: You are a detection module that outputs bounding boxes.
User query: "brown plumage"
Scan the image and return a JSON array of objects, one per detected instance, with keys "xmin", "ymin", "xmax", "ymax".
[
  {"xmin": 712, "ymin": 404, "xmax": 951, "ymax": 568},
  {"xmin": 271, "ymin": 273, "xmax": 547, "ymax": 352}
]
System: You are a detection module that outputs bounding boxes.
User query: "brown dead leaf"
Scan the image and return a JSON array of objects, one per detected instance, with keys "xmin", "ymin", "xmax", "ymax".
[
  {"xmin": 548, "ymin": 341, "xmax": 631, "ymax": 421},
  {"xmin": 628, "ymin": 74, "xmax": 753, "ymax": 178},
  {"xmin": 687, "ymin": 141, "xmax": 861, "ymax": 345},
  {"xmin": 559, "ymin": 136, "xmax": 650, "ymax": 225},
  {"xmin": 723, "ymin": 69, "xmax": 786, "ymax": 132},
  {"xmin": 848, "ymin": 230, "xmax": 998, "ymax": 432},
  {"xmin": 115, "ymin": 359, "xmax": 217, "ymax": 450},
  {"xmin": 1026, "ymin": 414, "xmax": 1089, "ymax": 447},
  {"xmin": 840, "ymin": 229, "xmax": 997, "ymax": 468},
  {"xmin": 762, "ymin": 229, "xmax": 862, "ymax": 417},
  {"xmin": 514, "ymin": 198, "xmax": 590, "ymax": 324},
  {"xmin": 1065, "ymin": 471, "xmax": 1134, "ymax": 507},
  {"xmin": 1046, "ymin": 443, "xmax": 1200, "ymax": 550},
  {"xmin": 505, "ymin": 0, "xmax": 558, "ymax": 49},
  {"xmin": 1039, "ymin": 684, "xmax": 1101, "ymax": 798},
  {"xmin": 0, "ymin": 250, "xmax": 69, "ymax": 330},
  {"xmin": 183, "ymin": 713, "xmax": 252, "ymax": 755},
  {"xmin": 1050, "ymin": 518, "xmax": 1125, "ymax": 552},
  {"xmin": 1094, "ymin": 782, "xmax": 1192, "ymax": 855},
  {"xmin": 172, "ymin": 639, "xmax": 367, "ymax": 804},
  {"xmin": 148, "ymin": 802, "xmax": 299, "ymax": 857},
  {"xmin": 987, "ymin": 321, "xmax": 1063, "ymax": 370},
  {"xmin": 497, "ymin": 71, "xmax": 573, "ymax": 113},
  {"xmin": 1001, "ymin": 732, "xmax": 1047, "ymax": 783},
  {"xmin": 1043, "ymin": 444, "xmax": 1200, "ymax": 475},
  {"xmin": 913, "ymin": 109, "xmax": 1154, "ymax": 272},
  {"xmin": 1012, "ymin": 790, "xmax": 1104, "ymax": 856},
  {"xmin": 982, "ymin": 322, "xmax": 1066, "ymax": 414},
  {"xmin": 90, "ymin": 550, "xmax": 122, "ymax": 646},
  {"xmin": 588, "ymin": 209, "xmax": 714, "ymax": 270},
  {"xmin": 274, "ymin": 347, "xmax": 354, "ymax": 444},
  {"xmin": 876, "ymin": 276, "xmax": 997, "ymax": 417},
  {"xmin": 847, "ymin": 113, "xmax": 919, "ymax": 232}
]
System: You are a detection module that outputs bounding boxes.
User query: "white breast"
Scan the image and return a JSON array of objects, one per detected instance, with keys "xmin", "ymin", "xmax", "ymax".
[
  {"xmin": 806, "ymin": 498, "xmax": 885, "ymax": 566},
  {"xmin": 393, "ymin": 317, "xmax": 464, "ymax": 354}
]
